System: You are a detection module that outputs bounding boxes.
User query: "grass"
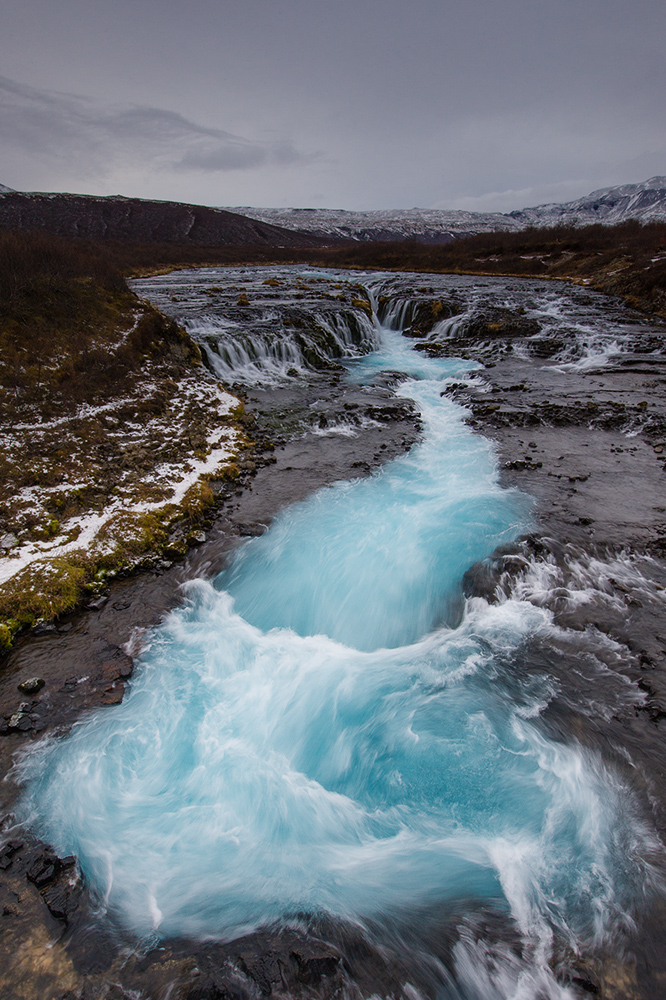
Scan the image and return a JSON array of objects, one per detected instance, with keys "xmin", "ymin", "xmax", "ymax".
[{"xmin": 0, "ymin": 230, "xmax": 243, "ymax": 650}]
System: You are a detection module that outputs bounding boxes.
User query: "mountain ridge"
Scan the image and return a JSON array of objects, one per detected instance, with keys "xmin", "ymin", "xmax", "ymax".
[
  {"xmin": 1, "ymin": 177, "xmax": 665, "ymax": 246},
  {"xmin": 0, "ymin": 191, "xmax": 325, "ymax": 247},
  {"xmin": 230, "ymin": 176, "xmax": 666, "ymax": 242}
]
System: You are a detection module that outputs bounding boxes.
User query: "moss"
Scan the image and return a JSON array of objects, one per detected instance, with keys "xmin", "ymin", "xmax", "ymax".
[
  {"xmin": 0, "ymin": 556, "xmax": 92, "ymax": 629},
  {"xmin": 94, "ymin": 511, "xmax": 168, "ymax": 566},
  {"xmin": 0, "ymin": 624, "xmax": 12, "ymax": 651},
  {"xmin": 217, "ymin": 463, "xmax": 240, "ymax": 481},
  {"xmin": 180, "ymin": 480, "xmax": 215, "ymax": 516},
  {"xmin": 351, "ymin": 297, "xmax": 373, "ymax": 317}
]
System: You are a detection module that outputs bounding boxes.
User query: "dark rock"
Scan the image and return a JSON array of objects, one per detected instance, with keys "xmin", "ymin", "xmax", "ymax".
[
  {"xmin": 101, "ymin": 656, "xmax": 133, "ymax": 682},
  {"xmin": 456, "ymin": 308, "xmax": 541, "ymax": 341},
  {"xmin": 0, "ymin": 839, "xmax": 24, "ymax": 868},
  {"xmin": 26, "ymin": 851, "xmax": 59, "ymax": 887},
  {"xmin": 42, "ymin": 877, "xmax": 82, "ymax": 922},
  {"xmin": 7, "ymin": 711, "xmax": 32, "ymax": 731},
  {"xmin": 17, "ymin": 677, "xmax": 45, "ymax": 694},
  {"xmin": 237, "ymin": 523, "xmax": 266, "ymax": 537},
  {"xmin": 291, "ymin": 949, "xmax": 340, "ymax": 985},
  {"xmin": 86, "ymin": 594, "xmax": 109, "ymax": 610},
  {"xmin": 32, "ymin": 623, "xmax": 57, "ymax": 635}
]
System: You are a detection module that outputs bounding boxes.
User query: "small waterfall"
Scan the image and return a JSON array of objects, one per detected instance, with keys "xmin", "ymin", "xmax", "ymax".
[
  {"xmin": 376, "ymin": 296, "xmax": 417, "ymax": 330},
  {"xmin": 186, "ymin": 308, "xmax": 381, "ymax": 385}
]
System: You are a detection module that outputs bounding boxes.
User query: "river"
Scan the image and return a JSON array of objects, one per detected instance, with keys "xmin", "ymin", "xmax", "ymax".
[{"xmin": 14, "ymin": 267, "xmax": 666, "ymax": 999}]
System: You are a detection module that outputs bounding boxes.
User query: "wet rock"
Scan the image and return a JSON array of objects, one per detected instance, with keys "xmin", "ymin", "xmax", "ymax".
[
  {"xmin": 26, "ymin": 850, "xmax": 60, "ymax": 887},
  {"xmin": 0, "ymin": 839, "xmax": 23, "ymax": 870},
  {"xmin": 7, "ymin": 711, "xmax": 33, "ymax": 732},
  {"xmin": 17, "ymin": 677, "xmax": 45, "ymax": 695},
  {"xmin": 527, "ymin": 337, "xmax": 565, "ymax": 358},
  {"xmin": 41, "ymin": 873, "xmax": 82, "ymax": 922},
  {"xmin": 291, "ymin": 948, "xmax": 340, "ymax": 984},
  {"xmin": 101, "ymin": 656, "xmax": 133, "ymax": 683},
  {"xmin": 456, "ymin": 307, "xmax": 541, "ymax": 341},
  {"xmin": 237, "ymin": 522, "xmax": 266, "ymax": 537},
  {"xmin": 32, "ymin": 622, "xmax": 57, "ymax": 635},
  {"xmin": 24, "ymin": 849, "xmax": 82, "ymax": 922},
  {"xmin": 86, "ymin": 594, "xmax": 109, "ymax": 610},
  {"xmin": 400, "ymin": 298, "xmax": 461, "ymax": 338}
]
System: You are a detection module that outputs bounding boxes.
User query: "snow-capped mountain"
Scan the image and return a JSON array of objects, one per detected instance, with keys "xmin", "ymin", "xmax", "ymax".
[
  {"xmin": 227, "ymin": 206, "xmax": 513, "ymax": 242},
  {"xmin": 0, "ymin": 183, "xmax": 15, "ymax": 193},
  {"xmin": 509, "ymin": 176, "xmax": 666, "ymax": 227},
  {"xmin": 229, "ymin": 177, "xmax": 666, "ymax": 243}
]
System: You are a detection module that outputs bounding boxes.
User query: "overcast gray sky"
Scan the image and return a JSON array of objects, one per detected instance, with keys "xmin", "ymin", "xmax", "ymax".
[{"xmin": 1, "ymin": 0, "xmax": 664, "ymax": 210}]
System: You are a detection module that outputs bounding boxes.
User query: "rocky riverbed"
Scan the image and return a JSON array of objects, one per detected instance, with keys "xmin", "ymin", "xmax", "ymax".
[{"xmin": 3, "ymin": 266, "xmax": 666, "ymax": 999}]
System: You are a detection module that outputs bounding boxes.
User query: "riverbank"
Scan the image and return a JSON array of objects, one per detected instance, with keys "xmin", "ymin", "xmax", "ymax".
[{"xmin": 0, "ymin": 232, "xmax": 256, "ymax": 652}]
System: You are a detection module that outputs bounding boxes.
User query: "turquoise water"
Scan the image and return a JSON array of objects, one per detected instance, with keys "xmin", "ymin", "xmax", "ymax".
[{"xmin": 16, "ymin": 321, "xmax": 658, "ymax": 994}]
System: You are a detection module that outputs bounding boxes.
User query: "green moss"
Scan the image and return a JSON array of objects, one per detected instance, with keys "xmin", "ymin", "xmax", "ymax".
[
  {"xmin": 0, "ymin": 556, "xmax": 92, "ymax": 628},
  {"xmin": 0, "ymin": 624, "xmax": 12, "ymax": 652},
  {"xmin": 94, "ymin": 511, "xmax": 168, "ymax": 566}
]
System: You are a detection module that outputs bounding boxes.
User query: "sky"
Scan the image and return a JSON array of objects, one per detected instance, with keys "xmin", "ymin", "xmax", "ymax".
[{"xmin": 0, "ymin": 0, "xmax": 664, "ymax": 212}]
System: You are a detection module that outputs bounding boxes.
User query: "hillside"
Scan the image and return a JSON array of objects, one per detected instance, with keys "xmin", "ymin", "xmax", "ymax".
[
  {"xmin": 0, "ymin": 191, "xmax": 326, "ymax": 247},
  {"xmin": 0, "ymin": 230, "xmax": 246, "ymax": 648}
]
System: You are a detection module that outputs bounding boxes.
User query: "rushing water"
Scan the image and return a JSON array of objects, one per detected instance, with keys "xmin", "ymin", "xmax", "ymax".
[{"xmin": 17, "ymin": 269, "xmax": 665, "ymax": 998}]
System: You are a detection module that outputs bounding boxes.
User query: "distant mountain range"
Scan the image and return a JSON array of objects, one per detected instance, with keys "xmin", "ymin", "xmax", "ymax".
[
  {"xmin": 1, "ymin": 176, "xmax": 664, "ymax": 246},
  {"xmin": 231, "ymin": 176, "xmax": 666, "ymax": 243},
  {"xmin": 0, "ymin": 191, "xmax": 323, "ymax": 247}
]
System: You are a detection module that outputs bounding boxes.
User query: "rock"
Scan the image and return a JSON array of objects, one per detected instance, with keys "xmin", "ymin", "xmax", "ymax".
[
  {"xmin": 291, "ymin": 949, "xmax": 340, "ymax": 985},
  {"xmin": 32, "ymin": 622, "xmax": 57, "ymax": 635},
  {"xmin": 101, "ymin": 661, "xmax": 132, "ymax": 683},
  {"xmin": 7, "ymin": 712, "xmax": 32, "ymax": 731},
  {"xmin": 0, "ymin": 839, "xmax": 23, "ymax": 869},
  {"xmin": 0, "ymin": 840, "xmax": 24, "ymax": 871},
  {"xmin": 0, "ymin": 533, "xmax": 18, "ymax": 551},
  {"xmin": 26, "ymin": 853, "xmax": 58, "ymax": 887},
  {"xmin": 42, "ymin": 876, "xmax": 82, "ymax": 922},
  {"xmin": 18, "ymin": 677, "xmax": 45, "ymax": 695},
  {"xmin": 86, "ymin": 594, "xmax": 109, "ymax": 610}
]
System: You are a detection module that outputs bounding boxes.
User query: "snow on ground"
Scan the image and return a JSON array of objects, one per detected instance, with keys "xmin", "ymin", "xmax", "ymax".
[
  {"xmin": 227, "ymin": 177, "xmax": 666, "ymax": 242},
  {"xmin": 0, "ymin": 373, "xmax": 242, "ymax": 588}
]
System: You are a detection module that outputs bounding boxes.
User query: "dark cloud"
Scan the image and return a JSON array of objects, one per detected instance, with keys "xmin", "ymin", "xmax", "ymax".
[
  {"xmin": 0, "ymin": 74, "xmax": 308, "ymax": 181},
  {"xmin": 0, "ymin": 0, "xmax": 664, "ymax": 207}
]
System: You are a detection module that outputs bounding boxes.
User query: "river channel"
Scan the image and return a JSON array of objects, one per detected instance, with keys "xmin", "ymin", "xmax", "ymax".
[{"xmin": 11, "ymin": 266, "xmax": 666, "ymax": 999}]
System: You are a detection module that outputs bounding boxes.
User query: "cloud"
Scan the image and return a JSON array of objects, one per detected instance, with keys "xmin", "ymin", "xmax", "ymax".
[
  {"xmin": 0, "ymin": 75, "xmax": 308, "ymax": 182},
  {"xmin": 437, "ymin": 180, "xmax": 594, "ymax": 214}
]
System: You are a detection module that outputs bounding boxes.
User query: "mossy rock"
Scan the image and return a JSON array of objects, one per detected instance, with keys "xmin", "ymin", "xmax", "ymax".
[{"xmin": 0, "ymin": 556, "xmax": 92, "ymax": 627}]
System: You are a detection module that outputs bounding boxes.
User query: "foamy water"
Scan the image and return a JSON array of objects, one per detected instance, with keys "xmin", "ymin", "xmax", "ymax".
[{"xmin": 16, "ymin": 277, "xmax": 663, "ymax": 998}]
